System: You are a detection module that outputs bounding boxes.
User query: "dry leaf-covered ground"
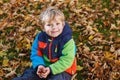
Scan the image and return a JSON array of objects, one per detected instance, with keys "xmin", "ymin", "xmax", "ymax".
[{"xmin": 0, "ymin": 0, "xmax": 120, "ymax": 80}]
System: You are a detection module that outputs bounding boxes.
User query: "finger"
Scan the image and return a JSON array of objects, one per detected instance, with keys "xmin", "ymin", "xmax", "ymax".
[
  {"xmin": 38, "ymin": 74, "xmax": 43, "ymax": 78},
  {"xmin": 41, "ymin": 72, "xmax": 49, "ymax": 78},
  {"xmin": 40, "ymin": 75, "xmax": 47, "ymax": 78}
]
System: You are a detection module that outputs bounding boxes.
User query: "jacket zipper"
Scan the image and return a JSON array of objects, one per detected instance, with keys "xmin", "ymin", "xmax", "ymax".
[{"xmin": 48, "ymin": 37, "xmax": 54, "ymax": 60}]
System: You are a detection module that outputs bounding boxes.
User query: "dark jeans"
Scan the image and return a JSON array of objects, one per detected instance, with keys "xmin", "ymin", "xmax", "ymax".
[{"xmin": 13, "ymin": 67, "xmax": 72, "ymax": 80}]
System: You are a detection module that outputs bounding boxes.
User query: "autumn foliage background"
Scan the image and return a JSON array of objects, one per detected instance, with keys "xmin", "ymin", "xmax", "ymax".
[{"xmin": 0, "ymin": 0, "xmax": 120, "ymax": 80}]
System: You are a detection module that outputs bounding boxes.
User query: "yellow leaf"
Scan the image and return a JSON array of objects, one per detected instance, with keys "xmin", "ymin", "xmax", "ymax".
[
  {"xmin": 33, "ymin": 2, "xmax": 38, "ymax": 8},
  {"xmin": 0, "ymin": 51, "xmax": 7, "ymax": 57},
  {"xmin": 93, "ymin": 27, "xmax": 98, "ymax": 32},
  {"xmin": 25, "ymin": 37, "xmax": 31, "ymax": 49},
  {"xmin": 21, "ymin": 61, "xmax": 32, "ymax": 67},
  {"xmin": 2, "ymin": 57, "xmax": 9, "ymax": 67},
  {"xmin": 88, "ymin": 35, "xmax": 94, "ymax": 40},
  {"xmin": 92, "ymin": 0, "xmax": 97, "ymax": 3},
  {"xmin": 24, "ymin": 61, "xmax": 31, "ymax": 67},
  {"xmin": 64, "ymin": 0, "xmax": 71, "ymax": 3},
  {"xmin": 0, "ymin": 10, "xmax": 3, "ymax": 15},
  {"xmin": 77, "ymin": 65, "xmax": 83, "ymax": 71},
  {"xmin": 111, "ymin": 72, "xmax": 120, "ymax": 79},
  {"xmin": 77, "ymin": 42, "xmax": 83, "ymax": 46},
  {"xmin": 103, "ymin": 8, "xmax": 108, "ymax": 12},
  {"xmin": 26, "ymin": 43, "xmax": 31, "ymax": 49},
  {"xmin": 0, "ymin": 0, "xmax": 3, "ymax": 3},
  {"xmin": 104, "ymin": 51, "xmax": 115, "ymax": 60},
  {"xmin": 114, "ymin": 10, "xmax": 120, "ymax": 15},
  {"xmin": 24, "ymin": 15, "xmax": 31, "ymax": 21}
]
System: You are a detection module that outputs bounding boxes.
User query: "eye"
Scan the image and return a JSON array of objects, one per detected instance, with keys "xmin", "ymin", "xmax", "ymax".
[
  {"xmin": 56, "ymin": 23, "xmax": 60, "ymax": 25},
  {"xmin": 47, "ymin": 24, "xmax": 51, "ymax": 26}
]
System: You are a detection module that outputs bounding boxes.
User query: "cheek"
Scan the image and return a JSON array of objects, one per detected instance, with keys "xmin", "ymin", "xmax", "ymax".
[
  {"xmin": 60, "ymin": 25, "xmax": 64, "ymax": 30},
  {"xmin": 44, "ymin": 26, "xmax": 50, "ymax": 31}
]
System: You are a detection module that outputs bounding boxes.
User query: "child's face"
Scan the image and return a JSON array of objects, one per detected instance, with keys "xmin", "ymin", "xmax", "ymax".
[{"xmin": 43, "ymin": 17, "xmax": 64, "ymax": 37}]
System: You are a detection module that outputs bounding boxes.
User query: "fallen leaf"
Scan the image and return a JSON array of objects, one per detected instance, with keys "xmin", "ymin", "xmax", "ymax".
[
  {"xmin": 110, "ymin": 45, "xmax": 115, "ymax": 52},
  {"xmin": 0, "ymin": 69, "xmax": 4, "ymax": 77},
  {"xmin": 103, "ymin": 8, "xmax": 108, "ymax": 12},
  {"xmin": 2, "ymin": 56, "xmax": 9, "ymax": 67},
  {"xmin": 111, "ymin": 72, "xmax": 120, "ymax": 79},
  {"xmin": 0, "ymin": 0, "xmax": 3, "ymax": 3},
  {"xmin": 10, "ymin": 0, "xmax": 16, "ymax": 4},
  {"xmin": 0, "ymin": 77, "xmax": 3, "ymax": 80},
  {"xmin": 77, "ymin": 65, "xmax": 83, "ymax": 71},
  {"xmin": 0, "ymin": 51, "xmax": 7, "ymax": 57},
  {"xmin": 5, "ymin": 70, "xmax": 16, "ymax": 78},
  {"xmin": 83, "ymin": 44, "xmax": 90, "ymax": 54},
  {"xmin": 0, "ymin": 10, "xmax": 3, "ymax": 15},
  {"xmin": 18, "ymin": 53, "xmax": 26, "ymax": 57},
  {"xmin": 88, "ymin": 35, "xmax": 94, "ymax": 41},
  {"xmin": 110, "ymin": 24, "xmax": 118, "ymax": 30},
  {"xmin": 92, "ymin": 27, "xmax": 98, "ymax": 32},
  {"xmin": 115, "ymin": 37, "xmax": 120, "ymax": 43},
  {"xmin": 104, "ymin": 51, "xmax": 115, "ymax": 60},
  {"xmin": 114, "ymin": 60, "xmax": 120, "ymax": 65},
  {"xmin": 3, "ymin": 68, "xmax": 12, "ymax": 71},
  {"xmin": 77, "ymin": 42, "xmax": 83, "ymax": 46},
  {"xmin": 114, "ymin": 10, "xmax": 120, "ymax": 15},
  {"xmin": 114, "ymin": 49, "xmax": 120, "ymax": 58}
]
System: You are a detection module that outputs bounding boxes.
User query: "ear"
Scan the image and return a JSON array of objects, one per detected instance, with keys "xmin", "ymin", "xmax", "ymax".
[
  {"xmin": 42, "ymin": 28, "xmax": 45, "ymax": 32},
  {"xmin": 41, "ymin": 25, "xmax": 45, "ymax": 32}
]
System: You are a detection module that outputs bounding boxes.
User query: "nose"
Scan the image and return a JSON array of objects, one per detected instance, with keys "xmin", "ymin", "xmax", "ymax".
[{"xmin": 52, "ymin": 24, "xmax": 56, "ymax": 29}]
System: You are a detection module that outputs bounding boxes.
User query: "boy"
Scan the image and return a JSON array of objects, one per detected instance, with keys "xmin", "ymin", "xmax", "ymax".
[{"xmin": 13, "ymin": 6, "xmax": 76, "ymax": 80}]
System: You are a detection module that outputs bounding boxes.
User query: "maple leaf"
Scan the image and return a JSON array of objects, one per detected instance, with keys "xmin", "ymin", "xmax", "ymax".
[{"xmin": 104, "ymin": 51, "xmax": 115, "ymax": 60}]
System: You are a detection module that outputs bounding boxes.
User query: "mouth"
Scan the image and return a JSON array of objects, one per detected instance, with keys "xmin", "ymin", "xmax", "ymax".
[{"xmin": 51, "ymin": 31, "xmax": 58, "ymax": 34}]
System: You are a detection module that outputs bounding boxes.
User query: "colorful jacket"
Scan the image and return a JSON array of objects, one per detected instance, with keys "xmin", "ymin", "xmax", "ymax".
[{"xmin": 30, "ymin": 22, "xmax": 76, "ymax": 75}]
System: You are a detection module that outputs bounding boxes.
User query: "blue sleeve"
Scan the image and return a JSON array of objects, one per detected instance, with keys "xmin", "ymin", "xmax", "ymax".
[{"xmin": 30, "ymin": 33, "xmax": 45, "ymax": 69}]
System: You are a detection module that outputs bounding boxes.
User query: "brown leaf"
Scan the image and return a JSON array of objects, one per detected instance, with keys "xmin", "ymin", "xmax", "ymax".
[
  {"xmin": 110, "ymin": 24, "xmax": 119, "ymax": 30},
  {"xmin": 0, "ymin": 21, "xmax": 8, "ymax": 30},
  {"xmin": 5, "ymin": 70, "xmax": 16, "ymax": 78},
  {"xmin": 103, "ymin": 21, "xmax": 110, "ymax": 27},
  {"xmin": 115, "ymin": 37, "xmax": 120, "ymax": 43},
  {"xmin": 18, "ymin": 53, "xmax": 27, "ymax": 57},
  {"xmin": 10, "ymin": 0, "xmax": 16, "ymax": 4},
  {"xmin": 110, "ymin": 45, "xmax": 115, "ymax": 52},
  {"xmin": 114, "ymin": 49, "xmax": 120, "ymax": 58},
  {"xmin": 83, "ymin": 44, "xmax": 90, "ymax": 54},
  {"xmin": 91, "ymin": 54, "xmax": 99, "ymax": 61},
  {"xmin": 109, "ymin": 32, "xmax": 116, "ymax": 40},
  {"xmin": 0, "ymin": 69, "xmax": 4, "ymax": 77}
]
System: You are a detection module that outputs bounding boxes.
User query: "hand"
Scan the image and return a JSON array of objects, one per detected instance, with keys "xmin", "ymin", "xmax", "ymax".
[
  {"xmin": 40, "ymin": 67, "xmax": 50, "ymax": 78},
  {"xmin": 36, "ymin": 65, "xmax": 46, "ymax": 78}
]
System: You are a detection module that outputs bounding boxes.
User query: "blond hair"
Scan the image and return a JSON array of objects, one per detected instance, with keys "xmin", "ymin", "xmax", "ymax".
[{"xmin": 39, "ymin": 7, "xmax": 65, "ymax": 29}]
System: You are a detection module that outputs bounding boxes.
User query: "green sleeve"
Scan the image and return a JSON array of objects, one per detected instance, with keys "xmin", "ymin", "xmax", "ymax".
[{"xmin": 49, "ymin": 39, "xmax": 76, "ymax": 75}]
